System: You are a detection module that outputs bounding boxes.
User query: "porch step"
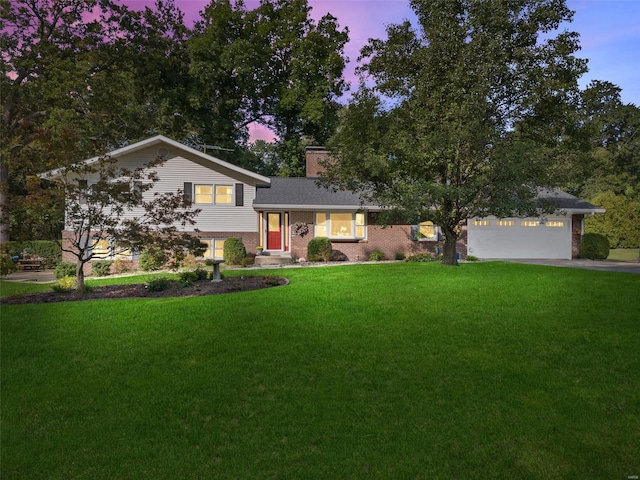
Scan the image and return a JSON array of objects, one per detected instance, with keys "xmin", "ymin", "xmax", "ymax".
[{"xmin": 254, "ymin": 254, "xmax": 292, "ymax": 266}]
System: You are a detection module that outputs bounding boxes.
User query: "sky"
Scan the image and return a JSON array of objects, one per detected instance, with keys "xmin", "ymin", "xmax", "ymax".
[{"xmin": 122, "ymin": 0, "xmax": 640, "ymax": 140}]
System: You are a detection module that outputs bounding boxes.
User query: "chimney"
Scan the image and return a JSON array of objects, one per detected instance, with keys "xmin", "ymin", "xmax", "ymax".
[{"xmin": 305, "ymin": 147, "xmax": 331, "ymax": 178}]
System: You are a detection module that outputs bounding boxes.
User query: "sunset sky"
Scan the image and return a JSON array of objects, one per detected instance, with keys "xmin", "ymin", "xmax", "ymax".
[{"xmin": 122, "ymin": 0, "xmax": 640, "ymax": 140}]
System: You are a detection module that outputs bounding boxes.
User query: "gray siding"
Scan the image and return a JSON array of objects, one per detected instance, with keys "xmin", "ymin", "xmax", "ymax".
[{"xmin": 96, "ymin": 146, "xmax": 259, "ymax": 232}]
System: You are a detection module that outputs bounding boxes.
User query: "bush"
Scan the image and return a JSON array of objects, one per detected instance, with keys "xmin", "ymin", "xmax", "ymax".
[
  {"xmin": 307, "ymin": 237, "xmax": 332, "ymax": 262},
  {"xmin": 395, "ymin": 252, "xmax": 406, "ymax": 261},
  {"xmin": 405, "ymin": 253, "xmax": 435, "ymax": 263},
  {"xmin": 0, "ymin": 250, "xmax": 17, "ymax": 275},
  {"xmin": 91, "ymin": 260, "xmax": 113, "ymax": 277},
  {"xmin": 139, "ymin": 247, "xmax": 168, "ymax": 271},
  {"xmin": 466, "ymin": 255, "xmax": 479, "ymax": 262},
  {"xmin": 179, "ymin": 270, "xmax": 198, "ymax": 286},
  {"xmin": 112, "ymin": 259, "xmax": 132, "ymax": 275},
  {"xmin": 145, "ymin": 277, "xmax": 172, "ymax": 292},
  {"xmin": 369, "ymin": 250, "xmax": 385, "ymax": 261},
  {"xmin": 579, "ymin": 233, "xmax": 610, "ymax": 260},
  {"xmin": 240, "ymin": 257, "xmax": 254, "ymax": 267},
  {"xmin": 223, "ymin": 238, "xmax": 246, "ymax": 265},
  {"xmin": 54, "ymin": 261, "xmax": 77, "ymax": 279},
  {"xmin": 52, "ymin": 276, "xmax": 77, "ymax": 292}
]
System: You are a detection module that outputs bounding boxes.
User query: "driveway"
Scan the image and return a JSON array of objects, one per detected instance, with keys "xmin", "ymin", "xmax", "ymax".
[{"xmin": 501, "ymin": 258, "xmax": 640, "ymax": 275}]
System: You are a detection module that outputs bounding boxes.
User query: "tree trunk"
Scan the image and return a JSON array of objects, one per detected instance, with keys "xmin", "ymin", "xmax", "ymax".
[
  {"xmin": 76, "ymin": 261, "xmax": 86, "ymax": 290},
  {"xmin": 441, "ymin": 227, "xmax": 459, "ymax": 266},
  {"xmin": 0, "ymin": 162, "xmax": 9, "ymax": 243}
]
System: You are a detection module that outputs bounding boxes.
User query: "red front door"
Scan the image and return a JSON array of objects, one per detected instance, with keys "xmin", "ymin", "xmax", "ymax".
[{"xmin": 267, "ymin": 213, "xmax": 282, "ymax": 250}]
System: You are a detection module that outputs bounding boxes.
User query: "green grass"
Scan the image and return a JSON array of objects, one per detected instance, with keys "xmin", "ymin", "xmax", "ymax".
[
  {"xmin": 608, "ymin": 248, "xmax": 640, "ymax": 262},
  {"xmin": 2, "ymin": 263, "xmax": 639, "ymax": 479}
]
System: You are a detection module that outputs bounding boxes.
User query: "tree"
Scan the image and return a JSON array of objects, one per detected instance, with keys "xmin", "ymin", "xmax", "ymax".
[
  {"xmin": 187, "ymin": 0, "xmax": 349, "ymax": 174},
  {"xmin": 43, "ymin": 156, "xmax": 203, "ymax": 289},
  {"xmin": 1, "ymin": 0, "xmax": 193, "ymax": 242},
  {"xmin": 584, "ymin": 190, "xmax": 640, "ymax": 249},
  {"xmin": 323, "ymin": 0, "xmax": 587, "ymax": 265}
]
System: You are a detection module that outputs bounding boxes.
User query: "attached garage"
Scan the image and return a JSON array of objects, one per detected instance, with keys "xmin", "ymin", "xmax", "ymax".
[{"xmin": 467, "ymin": 216, "xmax": 572, "ymax": 259}]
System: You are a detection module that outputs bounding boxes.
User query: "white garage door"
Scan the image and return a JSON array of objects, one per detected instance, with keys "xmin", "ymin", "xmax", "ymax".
[{"xmin": 467, "ymin": 217, "xmax": 572, "ymax": 259}]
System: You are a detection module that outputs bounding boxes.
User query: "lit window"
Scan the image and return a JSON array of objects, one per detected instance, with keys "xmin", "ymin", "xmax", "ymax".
[
  {"xmin": 473, "ymin": 219, "xmax": 490, "ymax": 227},
  {"xmin": 215, "ymin": 185, "xmax": 233, "ymax": 204},
  {"xmin": 214, "ymin": 240, "xmax": 225, "ymax": 259},
  {"xmin": 315, "ymin": 212, "xmax": 366, "ymax": 239},
  {"xmin": 330, "ymin": 213, "xmax": 353, "ymax": 237},
  {"xmin": 417, "ymin": 221, "xmax": 437, "ymax": 240},
  {"xmin": 496, "ymin": 220, "xmax": 515, "ymax": 227},
  {"xmin": 200, "ymin": 239, "xmax": 225, "ymax": 259},
  {"xmin": 521, "ymin": 221, "xmax": 540, "ymax": 227},
  {"xmin": 195, "ymin": 185, "xmax": 213, "ymax": 203},
  {"xmin": 200, "ymin": 239, "xmax": 212, "ymax": 258},
  {"xmin": 546, "ymin": 221, "xmax": 565, "ymax": 227},
  {"xmin": 92, "ymin": 239, "xmax": 110, "ymax": 258}
]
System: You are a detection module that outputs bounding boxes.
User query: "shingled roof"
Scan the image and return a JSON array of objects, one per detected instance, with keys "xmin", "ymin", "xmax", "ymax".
[
  {"xmin": 253, "ymin": 179, "xmax": 603, "ymax": 215},
  {"xmin": 253, "ymin": 177, "xmax": 379, "ymax": 210}
]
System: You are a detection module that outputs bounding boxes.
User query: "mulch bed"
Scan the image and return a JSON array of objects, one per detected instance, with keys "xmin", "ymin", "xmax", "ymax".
[{"xmin": 1, "ymin": 276, "xmax": 288, "ymax": 305}]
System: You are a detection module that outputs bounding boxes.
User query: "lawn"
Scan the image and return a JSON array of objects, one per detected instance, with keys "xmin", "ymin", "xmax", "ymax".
[
  {"xmin": 608, "ymin": 248, "xmax": 640, "ymax": 262},
  {"xmin": 2, "ymin": 262, "xmax": 639, "ymax": 479}
]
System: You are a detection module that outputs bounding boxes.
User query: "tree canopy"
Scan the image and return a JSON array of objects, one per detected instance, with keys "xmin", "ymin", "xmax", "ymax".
[
  {"xmin": 1, "ymin": 0, "xmax": 349, "ymax": 241},
  {"xmin": 323, "ymin": 0, "xmax": 588, "ymax": 265}
]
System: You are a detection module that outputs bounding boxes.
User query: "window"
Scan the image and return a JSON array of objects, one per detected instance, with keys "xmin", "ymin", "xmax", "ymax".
[
  {"xmin": 418, "ymin": 221, "xmax": 437, "ymax": 240},
  {"xmin": 546, "ymin": 221, "xmax": 565, "ymax": 227},
  {"xmin": 92, "ymin": 239, "xmax": 110, "ymax": 258},
  {"xmin": 472, "ymin": 219, "xmax": 490, "ymax": 227},
  {"xmin": 195, "ymin": 185, "xmax": 213, "ymax": 203},
  {"xmin": 200, "ymin": 239, "xmax": 225, "ymax": 259},
  {"xmin": 215, "ymin": 185, "xmax": 233, "ymax": 204},
  {"xmin": 496, "ymin": 220, "xmax": 515, "ymax": 227},
  {"xmin": 315, "ymin": 212, "xmax": 366, "ymax": 239},
  {"xmin": 521, "ymin": 220, "xmax": 540, "ymax": 227}
]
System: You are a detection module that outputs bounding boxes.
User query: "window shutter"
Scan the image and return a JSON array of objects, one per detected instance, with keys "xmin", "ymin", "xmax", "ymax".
[
  {"xmin": 235, "ymin": 183, "xmax": 244, "ymax": 206},
  {"xmin": 410, "ymin": 225, "xmax": 419, "ymax": 241},
  {"xmin": 184, "ymin": 182, "xmax": 192, "ymax": 202}
]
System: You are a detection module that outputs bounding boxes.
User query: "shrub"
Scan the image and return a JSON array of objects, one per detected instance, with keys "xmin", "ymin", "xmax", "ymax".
[
  {"xmin": 54, "ymin": 261, "xmax": 77, "ymax": 279},
  {"xmin": 330, "ymin": 250, "xmax": 348, "ymax": 262},
  {"xmin": 53, "ymin": 276, "xmax": 77, "ymax": 292},
  {"xmin": 145, "ymin": 277, "xmax": 172, "ymax": 292},
  {"xmin": 179, "ymin": 271, "xmax": 198, "ymax": 286},
  {"xmin": 139, "ymin": 247, "xmax": 168, "ymax": 271},
  {"xmin": 405, "ymin": 253, "xmax": 435, "ymax": 263},
  {"xmin": 112, "ymin": 259, "xmax": 131, "ymax": 275},
  {"xmin": 307, "ymin": 237, "xmax": 332, "ymax": 262},
  {"xmin": 579, "ymin": 233, "xmax": 610, "ymax": 260},
  {"xmin": 91, "ymin": 260, "xmax": 113, "ymax": 277},
  {"xmin": 466, "ymin": 255, "xmax": 479, "ymax": 262},
  {"xmin": 395, "ymin": 252, "xmax": 406, "ymax": 261},
  {"xmin": 240, "ymin": 257, "xmax": 254, "ymax": 267},
  {"xmin": 223, "ymin": 238, "xmax": 246, "ymax": 265},
  {"xmin": 369, "ymin": 250, "xmax": 385, "ymax": 261},
  {"xmin": 0, "ymin": 251, "xmax": 17, "ymax": 275},
  {"xmin": 194, "ymin": 268, "xmax": 209, "ymax": 281}
]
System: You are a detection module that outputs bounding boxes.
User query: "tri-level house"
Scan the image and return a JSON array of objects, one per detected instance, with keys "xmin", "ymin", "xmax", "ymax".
[{"xmin": 46, "ymin": 135, "xmax": 604, "ymax": 267}]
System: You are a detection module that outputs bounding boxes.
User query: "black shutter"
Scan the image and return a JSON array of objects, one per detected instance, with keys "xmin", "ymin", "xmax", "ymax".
[
  {"xmin": 235, "ymin": 183, "xmax": 244, "ymax": 206},
  {"xmin": 184, "ymin": 182, "xmax": 192, "ymax": 202}
]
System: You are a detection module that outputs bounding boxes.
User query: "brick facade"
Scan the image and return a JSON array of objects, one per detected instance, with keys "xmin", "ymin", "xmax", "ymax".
[
  {"xmin": 288, "ymin": 212, "xmax": 467, "ymax": 262},
  {"xmin": 305, "ymin": 147, "xmax": 332, "ymax": 177},
  {"xmin": 571, "ymin": 214, "xmax": 583, "ymax": 259}
]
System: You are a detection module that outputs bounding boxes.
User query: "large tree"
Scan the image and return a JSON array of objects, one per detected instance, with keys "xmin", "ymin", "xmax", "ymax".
[
  {"xmin": 323, "ymin": 0, "xmax": 588, "ymax": 265},
  {"xmin": 188, "ymin": 0, "xmax": 348, "ymax": 174}
]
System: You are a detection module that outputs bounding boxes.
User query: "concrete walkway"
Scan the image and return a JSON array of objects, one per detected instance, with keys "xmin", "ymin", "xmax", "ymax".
[{"xmin": 1, "ymin": 269, "xmax": 56, "ymax": 282}]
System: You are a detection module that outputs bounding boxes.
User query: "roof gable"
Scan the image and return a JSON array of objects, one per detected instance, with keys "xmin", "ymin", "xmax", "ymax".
[{"xmin": 40, "ymin": 135, "xmax": 271, "ymax": 185}]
